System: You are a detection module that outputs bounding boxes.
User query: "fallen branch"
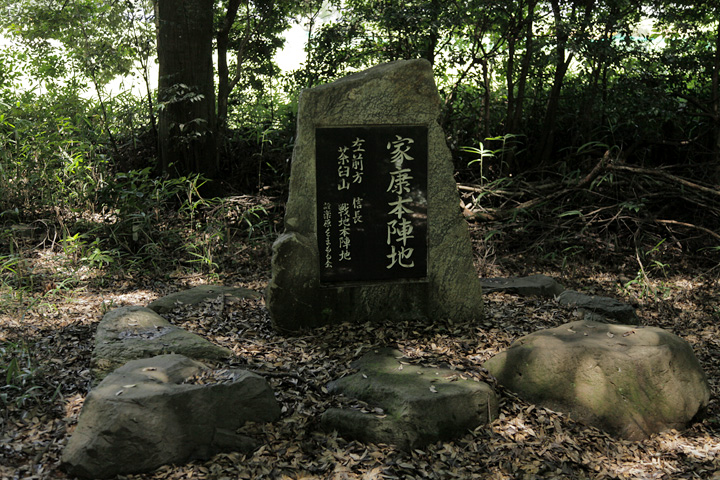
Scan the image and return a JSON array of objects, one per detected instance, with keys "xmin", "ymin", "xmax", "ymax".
[
  {"xmin": 457, "ymin": 184, "xmax": 518, "ymax": 196},
  {"xmin": 608, "ymin": 164, "xmax": 720, "ymax": 198},
  {"xmin": 575, "ymin": 152, "xmax": 609, "ymax": 189},
  {"xmin": 656, "ymin": 219, "xmax": 720, "ymax": 241}
]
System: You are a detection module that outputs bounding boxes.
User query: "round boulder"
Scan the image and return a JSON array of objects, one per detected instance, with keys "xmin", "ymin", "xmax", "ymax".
[{"xmin": 483, "ymin": 320, "xmax": 710, "ymax": 440}]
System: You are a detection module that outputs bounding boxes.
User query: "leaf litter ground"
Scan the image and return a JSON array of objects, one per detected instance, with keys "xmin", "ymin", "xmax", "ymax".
[{"xmin": 1, "ymin": 212, "xmax": 719, "ymax": 480}]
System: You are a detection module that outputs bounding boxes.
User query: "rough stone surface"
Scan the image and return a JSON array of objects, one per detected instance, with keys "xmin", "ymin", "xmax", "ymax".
[
  {"xmin": 62, "ymin": 354, "xmax": 281, "ymax": 479},
  {"xmin": 321, "ymin": 348, "xmax": 498, "ymax": 449},
  {"xmin": 557, "ymin": 290, "xmax": 639, "ymax": 324},
  {"xmin": 92, "ymin": 306, "xmax": 231, "ymax": 380},
  {"xmin": 479, "ymin": 274, "xmax": 564, "ymax": 297},
  {"xmin": 266, "ymin": 59, "xmax": 483, "ymax": 331},
  {"xmin": 484, "ymin": 320, "xmax": 710, "ymax": 440},
  {"xmin": 148, "ymin": 285, "xmax": 259, "ymax": 313}
]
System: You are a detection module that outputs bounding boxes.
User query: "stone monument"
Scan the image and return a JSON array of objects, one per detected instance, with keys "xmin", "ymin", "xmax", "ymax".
[{"xmin": 267, "ymin": 59, "xmax": 482, "ymax": 331}]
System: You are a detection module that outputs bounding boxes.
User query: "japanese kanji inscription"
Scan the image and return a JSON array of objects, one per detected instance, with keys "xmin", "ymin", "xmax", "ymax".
[{"xmin": 316, "ymin": 125, "xmax": 428, "ymax": 284}]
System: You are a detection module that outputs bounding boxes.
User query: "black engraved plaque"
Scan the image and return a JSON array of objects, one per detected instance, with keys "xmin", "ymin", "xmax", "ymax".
[{"xmin": 316, "ymin": 125, "xmax": 428, "ymax": 284}]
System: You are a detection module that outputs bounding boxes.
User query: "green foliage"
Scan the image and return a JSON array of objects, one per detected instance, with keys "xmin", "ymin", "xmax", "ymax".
[
  {"xmin": 620, "ymin": 238, "xmax": 673, "ymax": 300},
  {"xmin": 0, "ymin": 340, "xmax": 47, "ymax": 410},
  {"xmin": 298, "ymin": 0, "xmax": 719, "ymax": 178},
  {"xmin": 2, "ymin": 0, "xmax": 717, "ymax": 186},
  {"xmin": 2, "ymin": 0, "xmax": 149, "ymax": 86},
  {"xmin": 0, "ymin": 49, "xmax": 242, "ymax": 280},
  {"xmin": 0, "ymin": 60, "xmax": 280, "ymax": 278},
  {"xmin": 462, "ymin": 134, "xmax": 526, "ymax": 182},
  {"xmin": 0, "ymin": 91, "xmax": 102, "ymax": 218}
]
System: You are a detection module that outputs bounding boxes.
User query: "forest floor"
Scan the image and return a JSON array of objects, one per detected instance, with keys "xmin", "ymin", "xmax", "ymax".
[{"xmin": 1, "ymin": 192, "xmax": 720, "ymax": 480}]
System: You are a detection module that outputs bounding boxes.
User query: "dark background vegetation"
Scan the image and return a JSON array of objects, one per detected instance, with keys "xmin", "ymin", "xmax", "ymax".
[{"xmin": 0, "ymin": 0, "xmax": 719, "ymax": 478}]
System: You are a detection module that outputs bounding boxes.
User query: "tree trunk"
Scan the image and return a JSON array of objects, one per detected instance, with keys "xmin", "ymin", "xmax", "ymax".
[
  {"xmin": 217, "ymin": 0, "xmax": 243, "ymax": 134},
  {"xmin": 422, "ymin": 29, "xmax": 438, "ymax": 65},
  {"xmin": 537, "ymin": 53, "xmax": 572, "ymax": 166},
  {"xmin": 506, "ymin": 0, "xmax": 537, "ymax": 172},
  {"xmin": 157, "ymin": 0, "xmax": 217, "ymax": 178},
  {"xmin": 510, "ymin": 0, "xmax": 536, "ymax": 135},
  {"xmin": 505, "ymin": 31, "xmax": 516, "ymax": 132},
  {"xmin": 537, "ymin": 0, "xmax": 594, "ymax": 166},
  {"xmin": 480, "ymin": 57, "xmax": 492, "ymax": 141},
  {"xmin": 537, "ymin": 0, "xmax": 570, "ymax": 166},
  {"xmin": 713, "ymin": 14, "xmax": 720, "ymax": 179}
]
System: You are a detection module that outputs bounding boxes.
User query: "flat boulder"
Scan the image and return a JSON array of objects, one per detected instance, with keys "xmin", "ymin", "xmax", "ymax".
[
  {"xmin": 557, "ymin": 290, "xmax": 639, "ymax": 324},
  {"xmin": 148, "ymin": 285, "xmax": 260, "ymax": 313},
  {"xmin": 62, "ymin": 354, "xmax": 281, "ymax": 479},
  {"xmin": 484, "ymin": 320, "xmax": 710, "ymax": 440},
  {"xmin": 321, "ymin": 348, "xmax": 498, "ymax": 449},
  {"xmin": 92, "ymin": 306, "xmax": 232, "ymax": 380},
  {"xmin": 479, "ymin": 274, "xmax": 564, "ymax": 297}
]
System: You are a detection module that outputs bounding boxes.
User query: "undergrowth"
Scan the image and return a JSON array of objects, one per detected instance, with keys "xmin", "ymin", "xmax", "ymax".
[{"xmin": 462, "ymin": 139, "xmax": 720, "ymax": 300}]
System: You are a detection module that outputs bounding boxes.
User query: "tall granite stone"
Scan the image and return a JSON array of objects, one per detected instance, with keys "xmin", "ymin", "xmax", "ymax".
[{"xmin": 267, "ymin": 59, "xmax": 482, "ymax": 331}]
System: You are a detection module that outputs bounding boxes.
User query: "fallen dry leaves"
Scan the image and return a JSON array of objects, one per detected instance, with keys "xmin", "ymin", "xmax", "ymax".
[{"xmin": 1, "ymin": 228, "xmax": 719, "ymax": 479}]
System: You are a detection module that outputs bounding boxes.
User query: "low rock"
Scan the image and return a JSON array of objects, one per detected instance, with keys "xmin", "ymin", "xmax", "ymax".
[
  {"xmin": 148, "ymin": 285, "xmax": 260, "ymax": 314},
  {"xmin": 484, "ymin": 320, "xmax": 710, "ymax": 440},
  {"xmin": 92, "ymin": 306, "xmax": 231, "ymax": 380},
  {"xmin": 557, "ymin": 290, "xmax": 638, "ymax": 324},
  {"xmin": 479, "ymin": 274, "xmax": 564, "ymax": 297},
  {"xmin": 321, "ymin": 348, "xmax": 498, "ymax": 449},
  {"xmin": 62, "ymin": 354, "xmax": 281, "ymax": 479}
]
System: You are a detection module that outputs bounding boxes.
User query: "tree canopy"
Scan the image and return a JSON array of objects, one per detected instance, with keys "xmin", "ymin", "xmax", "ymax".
[
  {"xmin": 300, "ymin": 0, "xmax": 719, "ymax": 178},
  {"xmin": 2, "ymin": 0, "xmax": 718, "ymax": 180}
]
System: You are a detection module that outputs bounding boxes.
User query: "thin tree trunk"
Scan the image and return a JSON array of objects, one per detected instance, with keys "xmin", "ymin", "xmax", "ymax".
[
  {"xmin": 480, "ymin": 57, "xmax": 491, "ymax": 141},
  {"xmin": 537, "ymin": 0, "xmax": 570, "ymax": 166},
  {"xmin": 423, "ymin": 29, "xmax": 438, "ymax": 65},
  {"xmin": 141, "ymin": 58, "xmax": 157, "ymax": 145},
  {"xmin": 73, "ymin": 8, "xmax": 120, "ymax": 157},
  {"xmin": 130, "ymin": 4, "xmax": 157, "ymax": 146},
  {"xmin": 538, "ymin": 0, "xmax": 594, "ymax": 166},
  {"xmin": 217, "ymin": 0, "xmax": 243, "ymax": 133},
  {"xmin": 506, "ymin": 0, "xmax": 536, "ymax": 172},
  {"xmin": 511, "ymin": 0, "xmax": 536, "ymax": 134},
  {"xmin": 304, "ymin": 4, "xmax": 323, "ymax": 87},
  {"xmin": 505, "ymin": 33, "xmax": 516, "ymax": 132},
  {"xmin": 713, "ymin": 15, "xmax": 720, "ymax": 177},
  {"xmin": 89, "ymin": 75, "xmax": 120, "ymax": 158},
  {"xmin": 538, "ymin": 52, "xmax": 572, "ymax": 166},
  {"xmin": 441, "ymin": 56, "xmax": 477, "ymax": 127}
]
